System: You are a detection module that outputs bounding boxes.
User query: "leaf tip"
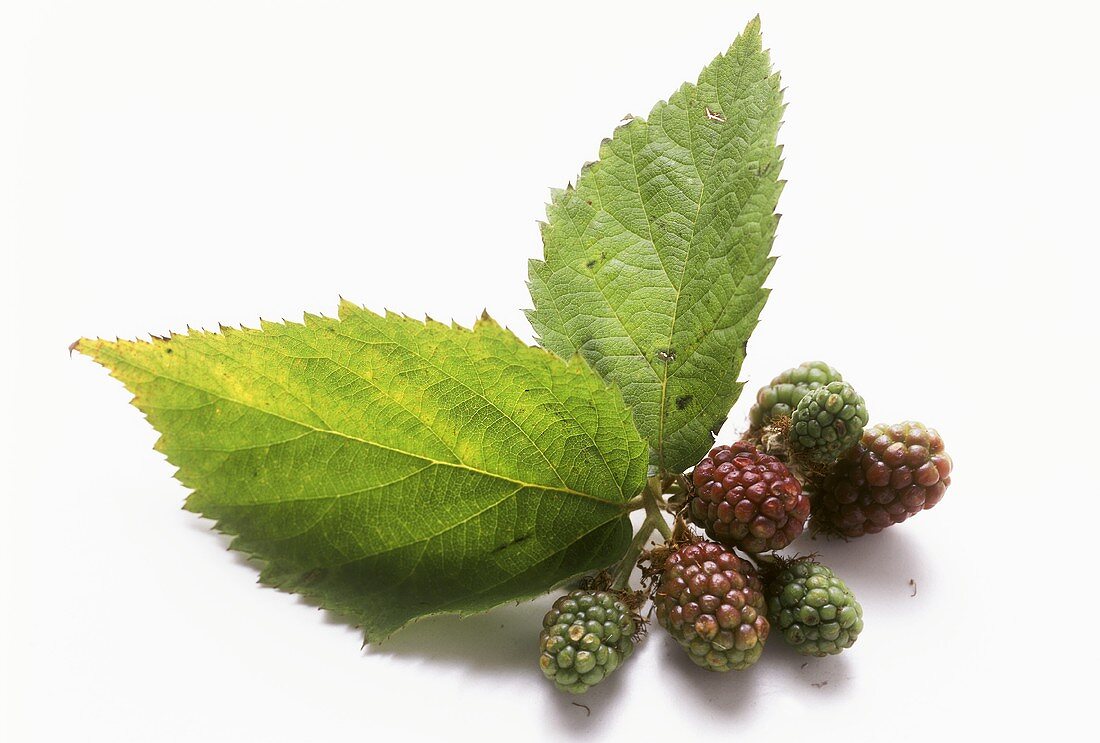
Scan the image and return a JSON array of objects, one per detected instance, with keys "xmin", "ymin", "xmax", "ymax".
[{"xmin": 70, "ymin": 336, "xmax": 110, "ymax": 361}]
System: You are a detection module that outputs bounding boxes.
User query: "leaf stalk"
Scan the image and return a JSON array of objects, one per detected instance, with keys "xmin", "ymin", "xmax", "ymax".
[{"xmin": 610, "ymin": 479, "xmax": 673, "ymax": 590}]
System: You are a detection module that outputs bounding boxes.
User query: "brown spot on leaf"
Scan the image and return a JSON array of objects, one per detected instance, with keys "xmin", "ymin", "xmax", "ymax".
[
  {"xmin": 493, "ymin": 532, "xmax": 533, "ymax": 554},
  {"xmin": 300, "ymin": 568, "xmax": 326, "ymax": 585}
]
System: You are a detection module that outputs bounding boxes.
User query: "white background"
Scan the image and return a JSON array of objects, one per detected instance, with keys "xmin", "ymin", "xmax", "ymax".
[{"xmin": 2, "ymin": 1, "xmax": 1097, "ymax": 740}]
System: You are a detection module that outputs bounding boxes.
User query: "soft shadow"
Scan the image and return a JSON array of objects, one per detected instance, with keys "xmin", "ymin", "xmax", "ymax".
[
  {"xmin": 656, "ymin": 634, "xmax": 763, "ymax": 715},
  {"xmin": 534, "ymin": 632, "xmax": 761, "ymax": 734},
  {"xmin": 366, "ymin": 598, "xmax": 552, "ymax": 678},
  {"xmin": 188, "ymin": 518, "xmax": 560, "ymax": 676},
  {"xmin": 535, "ymin": 643, "xmax": 635, "ymax": 737},
  {"xmin": 789, "ymin": 527, "xmax": 927, "ymax": 603},
  {"xmin": 187, "ymin": 518, "xmax": 367, "ymax": 638},
  {"xmin": 768, "ymin": 646, "xmax": 856, "ymax": 695},
  {"xmin": 184, "ymin": 516, "xmax": 867, "ymax": 713}
]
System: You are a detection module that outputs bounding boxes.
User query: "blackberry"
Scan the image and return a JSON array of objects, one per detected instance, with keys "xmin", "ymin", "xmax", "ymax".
[
  {"xmin": 789, "ymin": 381, "xmax": 868, "ymax": 464},
  {"xmin": 764, "ymin": 558, "xmax": 863, "ymax": 656},
  {"xmin": 653, "ymin": 540, "xmax": 769, "ymax": 671},
  {"xmin": 689, "ymin": 442, "xmax": 810, "ymax": 552},
  {"xmin": 748, "ymin": 361, "xmax": 844, "ymax": 431},
  {"xmin": 815, "ymin": 421, "xmax": 952, "ymax": 538},
  {"xmin": 538, "ymin": 589, "xmax": 638, "ymax": 693}
]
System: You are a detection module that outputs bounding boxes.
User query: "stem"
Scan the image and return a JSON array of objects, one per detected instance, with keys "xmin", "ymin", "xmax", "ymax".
[
  {"xmin": 625, "ymin": 494, "xmax": 645, "ymax": 511},
  {"xmin": 610, "ymin": 479, "xmax": 673, "ymax": 590},
  {"xmin": 644, "ymin": 477, "xmax": 673, "ymax": 539},
  {"xmin": 610, "ymin": 515, "xmax": 659, "ymax": 590}
]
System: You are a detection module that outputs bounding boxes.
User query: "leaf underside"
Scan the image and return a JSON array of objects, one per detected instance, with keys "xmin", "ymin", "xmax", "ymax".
[
  {"xmin": 78, "ymin": 303, "xmax": 648, "ymax": 642},
  {"xmin": 527, "ymin": 17, "xmax": 785, "ymax": 474}
]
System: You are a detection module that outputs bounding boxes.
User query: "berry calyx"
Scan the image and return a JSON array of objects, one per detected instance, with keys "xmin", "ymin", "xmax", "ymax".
[
  {"xmin": 651, "ymin": 540, "xmax": 769, "ymax": 671},
  {"xmin": 789, "ymin": 380, "xmax": 868, "ymax": 464},
  {"xmin": 538, "ymin": 589, "xmax": 639, "ymax": 694},
  {"xmin": 814, "ymin": 421, "xmax": 953, "ymax": 538},
  {"xmin": 689, "ymin": 442, "xmax": 810, "ymax": 553},
  {"xmin": 763, "ymin": 557, "xmax": 863, "ymax": 656},
  {"xmin": 748, "ymin": 361, "xmax": 844, "ymax": 431}
]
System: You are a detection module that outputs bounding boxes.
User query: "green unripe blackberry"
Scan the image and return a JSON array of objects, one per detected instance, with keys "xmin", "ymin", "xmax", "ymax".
[
  {"xmin": 748, "ymin": 361, "xmax": 844, "ymax": 431},
  {"xmin": 790, "ymin": 381, "xmax": 868, "ymax": 463},
  {"xmin": 538, "ymin": 589, "xmax": 638, "ymax": 694},
  {"xmin": 764, "ymin": 559, "xmax": 863, "ymax": 656}
]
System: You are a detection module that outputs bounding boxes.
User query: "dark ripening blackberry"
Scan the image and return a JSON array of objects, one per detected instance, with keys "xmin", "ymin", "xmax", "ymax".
[
  {"xmin": 748, "ymin": 361, "xmax": 844, "ymax": 431},
  {"xmin": 814, "ymin": 421, "xmax": 952, "ymax": 538},
  {"xmin": 653, "ymin": 540, "xmax": 769, "ymax": 671},
  {"xmin": 764, "ymin": 558, "xmax": 863, "ymax": 656},
  {"xmin": 689, "ymin": 442, "xmax": 810, "ymax": 553},
  {"xmin": 789, "ymin": 380, "xmax": 869, "ymax": 464},
  {"xmin": 538, "ymin": 589, "xmax": 639, "ymax": 694}
]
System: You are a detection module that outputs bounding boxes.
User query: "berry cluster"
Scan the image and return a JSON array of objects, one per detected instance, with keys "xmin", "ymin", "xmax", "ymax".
[
  {"xmin": 538, "ymin": 359, "xmax": 952, "ymax": 694},
  {"xmin": 745, "ymin": 361, "xmax": 953, "ymax": 540}
]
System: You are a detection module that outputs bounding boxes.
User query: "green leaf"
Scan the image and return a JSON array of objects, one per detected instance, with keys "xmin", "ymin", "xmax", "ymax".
[
  {"xmin": 527, "ymin": 17, "xmax": 784, "ymax": 474},
  {"xmin": 76, "ymin": 302, "xmax": 648, "ymax": 642}
]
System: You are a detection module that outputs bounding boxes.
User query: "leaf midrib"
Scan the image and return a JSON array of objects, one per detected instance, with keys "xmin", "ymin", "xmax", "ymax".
[
  {"xmin": 655, "ymin": 63, "xmax": 744, "ymax": 470},
  {"xmin": 329, "ymin": 324, "xmax": 607, "ymax": 493},
  {"xmin": 98, "ymin": 345, "xmax": 630, "ymax": 509}
]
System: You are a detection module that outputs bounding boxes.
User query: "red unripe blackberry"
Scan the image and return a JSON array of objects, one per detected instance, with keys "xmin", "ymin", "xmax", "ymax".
[
  {"xmin": 689, "ymin": 443, "xmax": 810, "ymax": 553},
  {"xmin": 653, "ymin": 540, "xmax": 769, "ymax": 671},
  {"xmin": 815, "ymin": 421, "xmax": 953, "ymax": 538}
]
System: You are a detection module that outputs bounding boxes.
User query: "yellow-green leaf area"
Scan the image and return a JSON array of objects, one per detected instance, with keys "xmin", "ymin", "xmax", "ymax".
[{"xmin": 77, "ymin": 301, "xmax": 647, "ymax": 641}]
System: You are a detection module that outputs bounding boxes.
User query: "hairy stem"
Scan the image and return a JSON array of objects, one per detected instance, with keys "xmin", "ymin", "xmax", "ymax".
[
  {"xmin": 750, "ymin": 551, "xmax": 780, "ymax": 569},
  {"xmin": 644, "ymin": 477, "xmax": 674, "ymax": 539},
  {"xmin": 610, "ymin": 515, "xmax": 658, "ymax": 590},
  {"xmin": 610, "ymin": 479, "xmax": 673, "ymax": 590}
]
